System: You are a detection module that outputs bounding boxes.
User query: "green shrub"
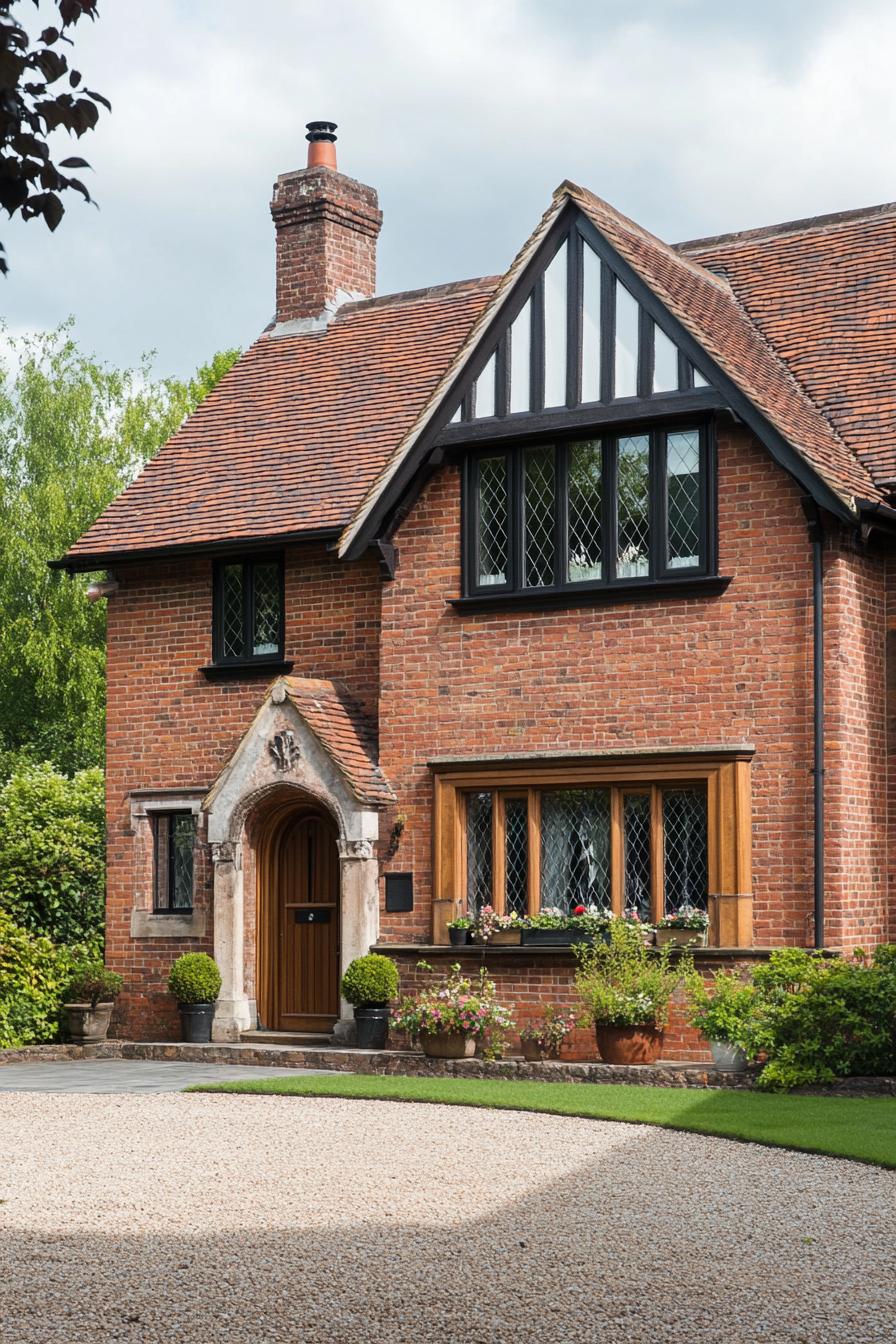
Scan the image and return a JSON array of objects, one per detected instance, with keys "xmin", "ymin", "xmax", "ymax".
[
  {"xmin": 685, "ymin": 970, "xmax": 758, "ymax": 1050},
  {"xmin": 574, "ymin": 919, "xmax": 692, "ymax": 1029},
  {"xmin": 0, "ymin": 908, "xmax": 77, "ymax": 1047},
  {"xmin": 341, "ymin": 954, "xmax": 399, "ymax": 1007},
  {"xmin": 167, "ymin": 953, "xmax": 221, "ymax": 1005},
  {"xmin": 0, "ymin": 763, "xmax": 104, "ymax": 952},
  {"xmin": 752, "ymin": 946, "xmax": 896, "ymax": 1091},
  {"xmin": 63, "ymin": 960, "xmax": 123, "ymax": 1008}
]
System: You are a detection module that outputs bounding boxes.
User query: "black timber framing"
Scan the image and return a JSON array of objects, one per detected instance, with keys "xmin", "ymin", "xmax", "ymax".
[{"xmin": 341, "ymin": 199, "xmax": 856, "ymax": 561}]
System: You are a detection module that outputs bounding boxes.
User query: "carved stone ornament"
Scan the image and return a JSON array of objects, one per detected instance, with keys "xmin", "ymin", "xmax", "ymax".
[
  {"xmin": 211, "ymin": 841, "xmax": 236, "ymax": 865},
  {"xmin": 270, "ymin": 729, "xmax": 299, "ymax": 772},
  {"xmin": 337, "ymin": 838, "xmax": 375, "ymax": 860}
]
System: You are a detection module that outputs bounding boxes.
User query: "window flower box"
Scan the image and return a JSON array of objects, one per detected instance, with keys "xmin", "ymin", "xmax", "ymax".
[
  {"xmin": 655, "ymin": 906, "xmax": 709, "ymax": 948},
  {"xmin": 655, "ymin": 926, "xmax": 708, "ymax": 948}
]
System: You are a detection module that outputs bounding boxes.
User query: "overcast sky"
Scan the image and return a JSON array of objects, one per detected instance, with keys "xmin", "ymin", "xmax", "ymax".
[{"xmin": 5, "ymin": 0, "xmax": 896, "ymax": 377}]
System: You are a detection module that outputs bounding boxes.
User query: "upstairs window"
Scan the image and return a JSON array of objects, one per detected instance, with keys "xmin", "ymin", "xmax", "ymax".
[
  {"xmin": 153, "ymin": 813, "xmax": 195, "ymax": 912},
  {"xmin": 212, "ymin": 556, "xmax": 284, "ymax": 665},
  {"xmin": 464, "ymin": 425, "xmax": 711, "ymax": 597}
]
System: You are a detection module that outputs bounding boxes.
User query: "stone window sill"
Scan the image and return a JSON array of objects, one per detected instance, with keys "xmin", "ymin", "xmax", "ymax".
[
  {"xmin": 200, "ymin": 659, "xmax": 294, "ymax": 681},
  {"xmin": 130, "ymin": 909, "xmax": 207, "ymax": 939}
]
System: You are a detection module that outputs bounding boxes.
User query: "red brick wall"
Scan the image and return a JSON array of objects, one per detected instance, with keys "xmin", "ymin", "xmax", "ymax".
[
  {"xmin": 105, "ymin": 543, "xmax": 381, "ymax": 1036},
  {"xmin": 385, "ymin": 950, "xmax": 767, "ymax": 1063},
  {"xmin": 376, "ymin": 424, "xmax": 891, "ymax": 956}
]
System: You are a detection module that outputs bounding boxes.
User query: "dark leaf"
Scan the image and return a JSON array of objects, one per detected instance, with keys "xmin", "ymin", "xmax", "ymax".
[
  {"xmin": 39, "ymin": 27, "xmax": 61, "ymax": 45},
  {"xmin": 34, "ymin": 50, "xmax": 67, "ymax": 84},
  {"xmin": 83, "ymin": 88, "xmax": 111, "ymax": 112},
  {"xmin": 58, "ymin": 156, "xmax": 90, "ymax": 169},
  {"xmin": 69, "ymin": 69, "xmax": 81, "ymax": 88},
  {"xmin": 0, "ymin": 177, "xmax": 29, "ymax": 212},
  {"xmin": 64, "ymin": 176, "xmax": 91, "ymax": 202},
  {"xmin": 40, "ymin": 192, "xmax": 64, "ymax": 231}
]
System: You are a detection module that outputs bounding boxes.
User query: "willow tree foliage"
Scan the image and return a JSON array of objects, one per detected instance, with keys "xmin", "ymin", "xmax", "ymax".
[{"xmin": 0, "ymin": 323, "xmax": 239, "ymax": 773}]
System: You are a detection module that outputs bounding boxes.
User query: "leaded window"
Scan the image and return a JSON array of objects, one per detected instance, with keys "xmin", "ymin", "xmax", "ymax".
[
  {"xmin": 153, "ymin": 813, "xmax": 195, "ymax": 912},
  {"xmin": 464, "ymin": 782, "xmax": 707, "ymax": 921},
  {"xmin": 212, "ymin": 556, "xmax": 284, "ymax": 664},
  {"xmin": 466, "ymin": 425, "xmax": 710, "ymax": 596}
]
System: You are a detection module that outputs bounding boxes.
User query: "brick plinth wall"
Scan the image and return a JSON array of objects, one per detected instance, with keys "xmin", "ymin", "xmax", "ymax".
[{"xmin": 383, "ymin": 948, "xmax": 776, "ymax": 1063}]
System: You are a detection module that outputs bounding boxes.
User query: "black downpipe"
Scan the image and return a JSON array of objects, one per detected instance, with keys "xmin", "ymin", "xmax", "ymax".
[{"xmin": 804, "ymin": 502, "xmax": 825, "ymax": 949}]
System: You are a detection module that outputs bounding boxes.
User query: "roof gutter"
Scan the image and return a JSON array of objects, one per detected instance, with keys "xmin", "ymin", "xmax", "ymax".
[{"xmin": 49, "ymin": 527, "xmax": 342, "ymax": 575}]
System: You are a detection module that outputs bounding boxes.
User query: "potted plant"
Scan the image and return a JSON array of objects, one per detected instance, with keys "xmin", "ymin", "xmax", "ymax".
[
  {"xmin": 340, "ymin": 953, "xmax": 399, "ymax": 1049},
  {"xmin": 473, "ymin": 906, "xmax": 522, "ymax": 945},
  {"xmin": 392, "ymin": 960, "xmax": 514, "ymax": 1059},
  {"xmin": 686, "ymin": 969, "xmax": 757, "ymax": 1071},
  {"xmin": 575, "ymin": 920, "xmax": 692, "ymax": 1064},
  {"xmin": 655, "ymin": 905, "xmax": 709, "ymax": 948},
  {"xmin": 447, "ymin": 916, "xmax": 474, "ymax": 947},
  {"xmin": 167, "ymin": 952, "xmax": 222, "ymax": 1043},
  {"xmin": 518, "ymin": 1004, "xmax": 576, "ymax": 1061},
  {"xmin": 62, "ymin": 961, "xmax": 123, "ymax": 1044}
]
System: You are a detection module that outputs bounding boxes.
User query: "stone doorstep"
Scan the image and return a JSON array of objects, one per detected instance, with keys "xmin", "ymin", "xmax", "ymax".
[{"xmin": 1, "ymin": 1042, "xmax": 894, "ymax": 1095}]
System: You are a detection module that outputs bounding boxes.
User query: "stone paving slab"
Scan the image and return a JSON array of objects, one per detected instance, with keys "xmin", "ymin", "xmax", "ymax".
[{"xmin": 0, "ymin": 1060, "xmax": 329, "ymax": 1093}]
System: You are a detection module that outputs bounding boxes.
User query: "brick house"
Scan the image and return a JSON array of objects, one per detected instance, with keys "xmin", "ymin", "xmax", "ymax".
[{"xmin": 59, "ymin": 123, "xmax": 896, "ymax": 1056}]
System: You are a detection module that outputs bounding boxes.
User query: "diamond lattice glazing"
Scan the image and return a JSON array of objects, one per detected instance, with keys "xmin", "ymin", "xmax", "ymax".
[
  {"xmin": 477, "ymin": 457, "xmax": 508, "ymax": 586},
  {"xmin": 466, "ymin": 792, "xmax": 493, "ymax": 914},
  {"xmin": 540, "ymin": 789, "xmax": 611, "ymax": 913},
  {"xmin": 623, "ymin": 793, "xmax": 651, "ymax": 919},
  {"xmin": 616, "ymin": 435, "xmax": 650, "ymax": 578},
  {"xmin": 662, "ymin": 789, "xmax": 708, "ymax": 912},
  {"xmin": 170, "ymin": 815, "xmax": 195, "ymax": 910},
  {"xmin": 568, "ymin": 440, "xmax": 602, "ymax": 582},
  {"xmin": 666, "ymin": 430, "xmax": 701, "ymax": 569},
  {"xmin": 524, "ymin": 446, "xmax": 556, "ymax": 587},
  {"xmin": 504, "ymin": 798, "xmax": 528, "ymax": 917},
  {"xmin": 253, "ymin": 563, "xmax": 281, "ymax": 655},
  {"xmin": 221, "ymin": 565, "xmax": 244, "ymax": 658}
]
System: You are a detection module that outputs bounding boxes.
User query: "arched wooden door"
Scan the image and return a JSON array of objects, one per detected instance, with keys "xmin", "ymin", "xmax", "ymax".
[{"xmin": 258, "ymin": 808, "xmax": 340, "ymax": 1032}]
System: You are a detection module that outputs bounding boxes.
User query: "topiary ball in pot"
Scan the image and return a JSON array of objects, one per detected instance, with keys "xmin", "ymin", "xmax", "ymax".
[
  {"xmin": 340, "ymin": 954, "xmax": 399, "ymax": 1050},
  {"xmin": 167, "ymin": 953, "xmax": 222, "ymax": 1044},
  {"xmin": 62, "ymin": 960, "xmax": 124, "ymax": 1044}
]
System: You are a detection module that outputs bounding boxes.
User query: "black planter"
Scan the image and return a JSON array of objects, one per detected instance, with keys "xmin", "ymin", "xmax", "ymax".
[
  {"xmin": 179, "ymin": 1002, "xmax": 216, "ymax": 1043},
  {"xmin": 354, "ymin": 1005, "xmax": 390, "ymax": 1050},
  {"xmin": 521, "ymin": 927, "xmax": 610, "ymax": 946},
  {"xmin": 449, "ymin": 927, "xmax": 471, "ymax": 947}
]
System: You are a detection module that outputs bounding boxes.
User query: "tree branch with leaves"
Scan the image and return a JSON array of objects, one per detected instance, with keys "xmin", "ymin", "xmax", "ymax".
[{"xmin": 0, "ymin": 0, "xmax": 109, "ymax": 273}]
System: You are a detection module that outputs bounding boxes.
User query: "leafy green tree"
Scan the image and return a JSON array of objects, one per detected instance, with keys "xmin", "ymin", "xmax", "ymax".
[
  {"xmin": 0, "ymin": 906, "xmax": 78, "ymax": 1047},
  {"xmin": 0, "ymin": 760, "xmax": 104, "ymax": 951},
  {"xmin": 0, "ymin": 323, "xmax": 238, "ymax": 772}
]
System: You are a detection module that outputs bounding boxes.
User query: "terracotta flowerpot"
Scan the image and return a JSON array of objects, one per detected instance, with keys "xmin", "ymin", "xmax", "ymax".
[
  {"xmin": 64, "ymin": 1001, "xmax": 113, "ymax": 1044},
  {"xmin": 655, "ymin": 927, "xmax": 708, "ymax": 948},
  {"xmin": 489, "ymin": 929, "xmax": 522, "ymax": 946},
  {"xmin": 595, "ymin": 1024, "xmax": 664, "ymax": 1064},
  {"xmin": 419, "ymin": 1031, "xmax": 476, "ymax": 1059}
]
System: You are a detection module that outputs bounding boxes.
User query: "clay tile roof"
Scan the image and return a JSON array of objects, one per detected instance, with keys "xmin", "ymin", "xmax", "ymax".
[
  {"xmin": 565, "ymin": 182, "xmax": 881, "ymax": 507},
  {"xmin": 282, "ymin": 676, "xmax": 395, "ymax": 807},
  {"xmin": 677, "ymin": 203, "xmax": 896, "ymax": 490},
  {"xmin": 62, "ymin": 277, "xmax": 497, "ymax": 565}
]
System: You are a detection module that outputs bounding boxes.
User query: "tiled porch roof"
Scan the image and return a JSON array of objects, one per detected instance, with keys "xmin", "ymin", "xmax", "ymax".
[{"xmin": 282, "ymin": 677, "xmax": 395, "ymax": 808}]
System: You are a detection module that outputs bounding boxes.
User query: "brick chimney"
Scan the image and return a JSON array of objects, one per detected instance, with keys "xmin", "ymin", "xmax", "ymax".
[{"xmin": 270, "ymin": 121, "xmax": 382, "ymax": 326}]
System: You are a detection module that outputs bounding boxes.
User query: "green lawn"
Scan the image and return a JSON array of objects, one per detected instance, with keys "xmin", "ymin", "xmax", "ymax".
[{"xmin": 188, "ymin": 1072, "xmax": 896, "ymax": 1168}]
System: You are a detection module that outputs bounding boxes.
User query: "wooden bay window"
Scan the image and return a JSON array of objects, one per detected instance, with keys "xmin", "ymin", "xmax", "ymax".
[{"xmin": 433, "ymin": 752, "xmax": 753, "ymax": 947}]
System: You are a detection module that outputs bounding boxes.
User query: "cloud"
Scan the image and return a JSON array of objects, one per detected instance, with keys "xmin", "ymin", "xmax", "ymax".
[{"xmin": 4, "ymin": 0, "xmax": 895, "ymax": 376}]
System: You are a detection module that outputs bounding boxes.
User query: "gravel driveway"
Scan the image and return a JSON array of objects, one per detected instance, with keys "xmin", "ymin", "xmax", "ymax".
[{"xmin": 1, "ymin": 1093, "xmax": 893, "ymax": 1343}]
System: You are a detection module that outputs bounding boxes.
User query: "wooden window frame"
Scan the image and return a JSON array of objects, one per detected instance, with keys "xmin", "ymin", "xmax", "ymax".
[
  {"xmin": 152, "ymin": 811, "xmax": 196, "ymax": 914},
  {"xmin": 211, "ymin": 553, "xmax": 286, "ymax": 666},
  {"xmin": 462, "ymin": 423, "xmax": 715, "ymax": 599},
  {"xmin": 433, "ymin": 753, "xmax": 753, "ymax": 947}
]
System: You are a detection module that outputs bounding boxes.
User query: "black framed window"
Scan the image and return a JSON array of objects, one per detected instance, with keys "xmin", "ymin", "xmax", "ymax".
[
  {"xmin": 153, "ymin": 813, "xmax": 195, "ymax": 912},
  {"xmin": 212, "ymin": 556, "xmax": 284, "ymax": 664},
  {"xmin": 463, "ymin": 423, "xmax": 713, "ymax": 597}
]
